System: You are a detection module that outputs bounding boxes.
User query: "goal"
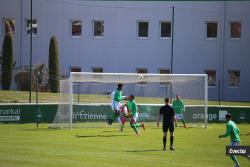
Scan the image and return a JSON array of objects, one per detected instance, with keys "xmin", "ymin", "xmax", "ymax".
[{"xmin": 49, "ymin": 72, "xmax": 208, "ymax": 129}]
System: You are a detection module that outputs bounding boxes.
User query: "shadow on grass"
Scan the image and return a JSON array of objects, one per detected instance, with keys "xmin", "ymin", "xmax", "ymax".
[
  {"xmin": 102, "ymin": 130, "xmax": 130, "ymax": 133},
  {"xmin": 125, "ymin": 149, "xmax": 162, "ymax": 152},
  {"xmin": 76, "ymin": 134, "xmax": 130, "ymax": 138},
  {"xmin": 20, "ymin": 128, "xmax": 54, "ymax": 131},
  {"xmin": 240, "ymin": 132, "xmax": 250, "ymax": 136}
]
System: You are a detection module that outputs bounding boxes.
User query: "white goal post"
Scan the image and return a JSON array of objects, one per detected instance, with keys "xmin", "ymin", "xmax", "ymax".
[{"xmin": 50, "ymin": 72, "xmax": 208, "ymax": 129}]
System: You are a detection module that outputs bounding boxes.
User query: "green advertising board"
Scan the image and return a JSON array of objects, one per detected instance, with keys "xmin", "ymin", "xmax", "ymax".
[
  {"xmin": 0, "ymin": 104, "xmax": 249, "ymax": 123},
  {"xmin": 0, "ymin": 104, "xmax": 57, "ymax": 123}
]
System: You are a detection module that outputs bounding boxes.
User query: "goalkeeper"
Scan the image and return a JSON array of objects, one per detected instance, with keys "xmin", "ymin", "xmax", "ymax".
[
  {"xmin": 107, "ymin": 83, "xmax": 127, "ymax": 131},
  {"xmin": 173, "ymin": 95, "xmax": 188, "ymax": 128},
  {"xmin": 124, "ymin": 95, "xmax": 145, "ymax": 135}
]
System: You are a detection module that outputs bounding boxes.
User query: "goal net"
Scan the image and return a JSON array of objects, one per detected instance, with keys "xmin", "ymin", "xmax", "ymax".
[{"xmin": 49, "ymin": 72, "xmax": 208, "ymax": 129}]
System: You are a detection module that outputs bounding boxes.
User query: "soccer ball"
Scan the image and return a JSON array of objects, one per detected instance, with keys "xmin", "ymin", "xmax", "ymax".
[{"xmin": 138, "ymin": 74, "xmax": 144, "ymax": 79}]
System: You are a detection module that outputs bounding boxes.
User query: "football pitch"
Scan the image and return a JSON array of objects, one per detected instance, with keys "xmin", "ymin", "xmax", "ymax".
[{"xmin": 0, "ymin": 123, "xmax": 249, "ymax": 167}]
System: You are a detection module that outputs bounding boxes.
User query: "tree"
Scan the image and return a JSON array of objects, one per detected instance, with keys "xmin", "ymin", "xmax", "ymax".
[
  {"xmin": 48, "ymin": 36, "xmax": 59, "ymax": 93},
  {"xmin": 1, "ymin": 34, "xmax": 13, "ymax": 90}
]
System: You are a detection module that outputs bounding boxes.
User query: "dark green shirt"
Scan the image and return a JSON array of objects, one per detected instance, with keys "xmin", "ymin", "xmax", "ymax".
[
  {"xmin": 173, "ymin": 99, "xmax": 184, "ymax": 114},
  {"xmin": 126, "ymin": 100, "xmax": 138, "ymax": 116},
  {"xmin": 221, "ymin": 120, "xmax": 240, "ymax": 142},
  {"xmin": 113, "ymin": 89, "xmax": 123, "ymax": 102}
]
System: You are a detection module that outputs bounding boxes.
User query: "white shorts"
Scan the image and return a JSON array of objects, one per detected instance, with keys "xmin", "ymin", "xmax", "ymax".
[
  {"xmin": 131, "ymin": 113, "xmax": 139, "ymax": 123},
  {"xmin": 122, "ymin": 106, "xmax": 128, "ymax": 116},
  {"xmin": 111, "ymin": 100, "xmax": 121, "ymax": 111},
  {"xmin": 175, "ymin": 114, "xmax": 184, "ymax": 120}
]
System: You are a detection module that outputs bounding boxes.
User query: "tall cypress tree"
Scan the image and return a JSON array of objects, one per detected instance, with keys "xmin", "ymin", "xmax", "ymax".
[
  {"xmin": 48, "ymin": 36, "xmax": 59, "ymax": 93},
  {"xmin": 1, "ymin": 34, "xmax": 13, "ymax": 90}
]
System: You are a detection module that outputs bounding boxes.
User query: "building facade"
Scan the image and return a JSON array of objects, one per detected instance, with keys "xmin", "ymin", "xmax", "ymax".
[{"xmin": 0, "ymin": 0, "xmax": 250, "ymax": 101}]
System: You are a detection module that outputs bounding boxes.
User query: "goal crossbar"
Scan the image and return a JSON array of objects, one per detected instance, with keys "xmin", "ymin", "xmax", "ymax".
[{"xmin": 71, "ymin": 72, "xmax": 207, "ymax": 83}]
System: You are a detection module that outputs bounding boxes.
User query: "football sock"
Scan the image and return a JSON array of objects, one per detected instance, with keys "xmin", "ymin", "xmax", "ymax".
[
  {"xmin": 182, "ymin": 119, "xmax": 186, "ymax": 126},
  {"xmin": 111, "ymin": 112, "xmax": 116, "ymax": 121},
  {"xmin": 130, "ymin": 123, "xmax": 139, "ymax": 134},
  {"xmin": 121, "ymin": 116, "xmax": 126, "ymax": 125},
  {"xmin": 230, "ymin": 155, "xmax": 239, "ymax": 165},
  {"xmin": 116, "ymin": 116, "xmax": 121, "ymax": 123},
  {"xmin": 170, "ymin": 136, "xmax": 174, "ymax": 147},
  {"xmin": 163, "ymin": 136, "xmax": 166, "ymax": 148},
  {"xmin": 134, "ymin": 123, "xmax": 142, "ymax": 128}
]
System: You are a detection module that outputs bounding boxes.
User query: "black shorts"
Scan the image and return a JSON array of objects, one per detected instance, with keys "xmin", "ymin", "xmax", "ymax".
[{"xmin": 162, "ymin": 122, "xmax": 174, "ymax": 133}]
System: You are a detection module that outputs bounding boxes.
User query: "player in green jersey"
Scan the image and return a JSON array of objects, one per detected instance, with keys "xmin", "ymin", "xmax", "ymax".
[
  {"xmin": 124, "ymin": 95, "xmax": 145, "ymax": 135},
  {"xmin": 219, "ymin": 113, "xmax": 241, "ymax": 167},
  {"xmin": 107, "ymin": 83, "xmax": 127, "ymax": 131},
  {"xmin": 173, "ymin": 95, "xmax": 188, "ymax": 128}
]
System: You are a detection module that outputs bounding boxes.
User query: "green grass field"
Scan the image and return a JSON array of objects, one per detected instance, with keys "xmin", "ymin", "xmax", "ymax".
[{"xmin": 0, "ymin": 123, "xmax": 249, "ymax": 167}]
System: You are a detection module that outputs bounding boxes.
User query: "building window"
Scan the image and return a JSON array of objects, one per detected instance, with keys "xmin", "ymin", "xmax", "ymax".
[
  {"xmin": 137, "ymin": 68, "xmax": 147, "ymax": 85},
  {"xmin": 3, "ymin": 18, "xmax": 15, "ymax": 35},
  {"xmin": 205, "ymin": 70, "xmax": 216, "ymax": 87},
  {"xmin": 92, "ymin": 67, "xmax": 103, "ymax": 73},
  {"xmin": 159, "ymin": 69, "xmax": 170, "ymax": 74},
  {"xmin": 137, "ymin": 21, "xmax": 149, "ymax": 38},
  {"xmin": 160, "ymin": 21, "xmax": 171, "ymax": 38},
  {"xmin": 71, "ymin": 20, "xmax": 82, "ymax": 37},
  {"xmin": 93, "ymin": 20, "xmax": 104, "ymax": 37},
  {"xmin": 228, "ymin": 70, "xmax": 240, "ymax": 88},
  {"xmin": 92, "ymin": 67, "xmax": 103, "ymax": 82},
  {"xmin": 26, "ymin": 19, "xmax": 38, "ymax": 36},
  {"xmin": 70, "ymin": 66, "xmax": 81, "ymax": 72},
  {"xmin": 230, "ymin": 21, "xmax": 241, "ymax": 38},
  {"xmin": 159, "ymin": 69, "xmax": 170, "ymax": 85},
  {"xmin": 206, "ymin": 22, "xmax": 217, "ymax": 38}
]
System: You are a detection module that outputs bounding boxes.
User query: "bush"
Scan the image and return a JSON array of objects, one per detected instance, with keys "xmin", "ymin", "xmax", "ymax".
[
  {"xmin": 48, "ymin": 36, "xmax": 59, "ymax": 93},
  {"xmin": 1, "ymin": 34, "xmax": 13, "ymax": 90},
  {"xmin": 14, "ymin": 71, "xmax": 30, "ymax": 91},
  {"xmin": 15, "ymin": 64, "xmax": 49, "ymax": 91}
]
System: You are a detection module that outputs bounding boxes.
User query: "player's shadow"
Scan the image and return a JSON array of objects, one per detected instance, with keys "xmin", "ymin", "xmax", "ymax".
[
  {"xmin": 102, "ymin": 130, "xmax": 127, "ymax": 132},
  {"xmin": 240, "ymin": 133, "xmax": 250, "ymax": 136},
  {"xmin": 76, "ymin": 134, "xmax": 130, "ymax": 138},
  {"xmin": 125, "ymin": 149, "xmax": 162, "ymax": 152},
  {"xmin": 20, "ymin": 128, "xmax": 54, "ymax": 131}
]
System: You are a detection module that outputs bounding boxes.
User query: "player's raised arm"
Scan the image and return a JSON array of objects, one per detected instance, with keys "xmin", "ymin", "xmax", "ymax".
[{"xmin": 122, "ymin": 96, "xmax": 128, "ymax": 100}]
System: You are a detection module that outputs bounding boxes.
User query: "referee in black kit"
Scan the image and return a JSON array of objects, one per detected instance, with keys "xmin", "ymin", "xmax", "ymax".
[{"xmin": 157, "ymin": 98, "xmax": 175, "ymax": 151}]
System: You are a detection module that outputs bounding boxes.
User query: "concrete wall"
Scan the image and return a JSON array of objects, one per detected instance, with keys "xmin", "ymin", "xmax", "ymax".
[{"xmin": 0, "ymin": 0, "xmax": 250, "ymax": 101}]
